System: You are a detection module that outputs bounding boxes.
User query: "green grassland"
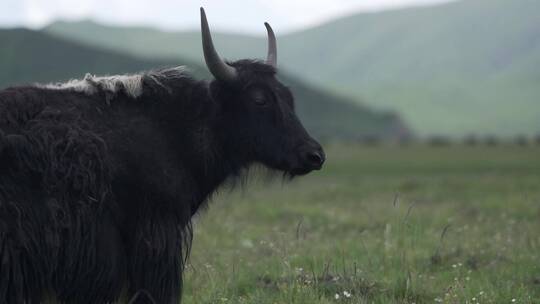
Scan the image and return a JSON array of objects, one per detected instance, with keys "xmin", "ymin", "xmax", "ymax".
[{"xmin": 182, "ymin": 144, "xmax": 540, "ymax": 303}]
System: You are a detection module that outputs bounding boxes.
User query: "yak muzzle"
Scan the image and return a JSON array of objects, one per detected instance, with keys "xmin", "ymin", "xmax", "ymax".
[{"xmin": 289, "ymin": 142, "xmax": 325, "ymax": 175}]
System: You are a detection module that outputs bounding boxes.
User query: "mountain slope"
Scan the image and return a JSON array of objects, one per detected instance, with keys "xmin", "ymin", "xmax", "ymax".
[
  {"xmin": 0, "ymin": 29, "xmax": 406, "ymax": 140},
  {"xmin": 0, "ymin": 28, "xmax": 206, "ymax": 87},
  {"xmin": 46, "ymin": 0, "xmax": 540, "ymax": 136}
]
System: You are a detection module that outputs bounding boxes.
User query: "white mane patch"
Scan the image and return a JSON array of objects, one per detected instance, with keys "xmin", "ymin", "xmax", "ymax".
[
  {"xmin": 38, "ymin": 66, "xmax": 188, "ymax": 99},
  {"xmin": 41, "ymin": 73, "xmax": 144, "ymax": 98}
]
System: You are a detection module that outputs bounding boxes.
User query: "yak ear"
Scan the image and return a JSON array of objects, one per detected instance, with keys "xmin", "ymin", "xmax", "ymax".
[{"xmin": 208, "ymin": 80, "xmax": 231, "ymax": 105}]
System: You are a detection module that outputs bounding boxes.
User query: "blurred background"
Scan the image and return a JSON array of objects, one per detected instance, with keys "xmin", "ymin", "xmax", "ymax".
[{"xmin": 1, "ymin": 0, "xmax": 539, "ymax": 302}]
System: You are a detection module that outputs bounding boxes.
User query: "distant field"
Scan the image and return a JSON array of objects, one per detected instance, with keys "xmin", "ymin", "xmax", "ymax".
[{"xmin": 184, "ymin": 144, "xmax": 540, "ymax": 303}]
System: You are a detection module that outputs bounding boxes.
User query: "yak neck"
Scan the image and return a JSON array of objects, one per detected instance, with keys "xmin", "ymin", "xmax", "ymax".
[{"xmin": 163, "ymin": 80, "xmax": 250, "ymax": 214}]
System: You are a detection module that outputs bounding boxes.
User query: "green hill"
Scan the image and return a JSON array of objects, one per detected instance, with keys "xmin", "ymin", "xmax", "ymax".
[
  {"xmin": 0, "ymin": 28, "xmax": 207, "ymax": 87},
  {"xmin": 46, "ymin": 0, "xmax": 540, "ymax": 137},
  {"xmin": 0, "ymin": 29, "xmax": 406, "ymax": 141}
]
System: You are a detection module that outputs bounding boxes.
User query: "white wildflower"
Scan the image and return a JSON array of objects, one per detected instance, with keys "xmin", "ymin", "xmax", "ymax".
[{"xmin": 240, "ymin": 239, "xmax": 253, "ymax": 248}]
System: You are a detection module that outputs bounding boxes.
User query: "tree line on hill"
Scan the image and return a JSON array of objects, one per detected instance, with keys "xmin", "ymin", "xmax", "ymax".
[{"xmin": 357, "ymin": 134, "xmax": 540, "ymax": 147}]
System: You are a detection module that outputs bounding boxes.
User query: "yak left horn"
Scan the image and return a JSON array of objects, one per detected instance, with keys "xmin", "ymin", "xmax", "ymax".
[
  {"xmin": 200, "ymin": 7, "xmax": 238, "ymax": 82},
  {"xmin": 264, "ymin": 22, "xmax": 277, "ymax": 67}
]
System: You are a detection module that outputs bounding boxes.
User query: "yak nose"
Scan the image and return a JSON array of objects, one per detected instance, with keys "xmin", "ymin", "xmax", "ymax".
[{"xmin": 303, "ymin": 145, "xmax": 325, "ymax": 170}]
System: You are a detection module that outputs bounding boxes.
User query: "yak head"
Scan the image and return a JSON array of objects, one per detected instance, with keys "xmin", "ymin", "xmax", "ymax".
[{"xmin": 201, "ymin": 8, "xmax": 325, "ymax": 176}]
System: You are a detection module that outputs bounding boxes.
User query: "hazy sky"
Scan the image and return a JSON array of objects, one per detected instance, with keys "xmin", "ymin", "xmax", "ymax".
[{"xmin": 1, "ymin": 0, "xmax": 455, "ymax": 34}]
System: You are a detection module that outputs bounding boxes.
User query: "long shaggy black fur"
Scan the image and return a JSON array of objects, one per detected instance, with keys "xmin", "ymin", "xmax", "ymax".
[{"xmin": 0, "ymin": 61, "xmax": 323, "ymax": 303}]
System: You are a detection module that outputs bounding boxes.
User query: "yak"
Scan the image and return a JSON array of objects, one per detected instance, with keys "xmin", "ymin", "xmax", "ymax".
[{"xmin": 0, "ymin": 8, "xmax": 324, "ymax": 304}]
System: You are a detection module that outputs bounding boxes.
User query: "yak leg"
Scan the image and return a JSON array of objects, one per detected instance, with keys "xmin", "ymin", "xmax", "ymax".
[
  {"xmin": 126, "ymin": 215, "xmax": 189, "ymax": 304},
  {"xmin": 0, "ymin": 205, "xmax": 49, "ymax": 304},
  {"xmin": 53, "ymin": 212, "xmax": 126, "ymax": 304},
  {"xmin": 0, "ymin": 233, "xmax": 46, "ymax": 303}
]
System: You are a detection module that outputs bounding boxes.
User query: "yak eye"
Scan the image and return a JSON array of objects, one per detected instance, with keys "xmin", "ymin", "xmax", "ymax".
[{"xmin": 251, "ymin": 90, "xmax": 268, "ymax": 106}]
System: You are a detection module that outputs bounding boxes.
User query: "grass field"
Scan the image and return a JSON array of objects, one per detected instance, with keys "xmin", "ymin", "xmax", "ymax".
[{"xmin": 183, "ymin": 144, "xmax": 540, "ymax": 304}]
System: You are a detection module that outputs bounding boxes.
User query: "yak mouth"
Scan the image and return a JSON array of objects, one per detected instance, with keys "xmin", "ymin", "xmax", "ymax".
[
  {"xmin": 272, "ymin": 152, "xmax": 324, "ymax": 177},
  {"xmin": 287, "ymin": 167, "xmax": 315, "ymax": 176},
  {"xmin": 266, "ymin": 161, "xmax": 314, "ymax": 177},
  {"xmin": 278, "ymin": 160, "xmax": 322, "ymax": 177}
]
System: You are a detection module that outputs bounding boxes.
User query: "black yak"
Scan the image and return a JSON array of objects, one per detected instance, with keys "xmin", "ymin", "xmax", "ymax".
[{"xmin": 0, "ymin": 8, "xmax": 325, "ymax": 304}]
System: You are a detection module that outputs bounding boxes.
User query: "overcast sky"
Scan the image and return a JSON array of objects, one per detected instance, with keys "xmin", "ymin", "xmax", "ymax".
[{"xmin": 1, "ymin": 0, "xmax": 455, "ymax": 34}]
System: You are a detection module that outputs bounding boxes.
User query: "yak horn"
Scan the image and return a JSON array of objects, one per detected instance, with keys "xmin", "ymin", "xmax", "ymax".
[
  {"xmin": 200, "ymin": 7, "xmax": 238, "ymax": 82},
  {"xmin": 264, "ymin": 22, "xmax": 277, "ymax": 67}
]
